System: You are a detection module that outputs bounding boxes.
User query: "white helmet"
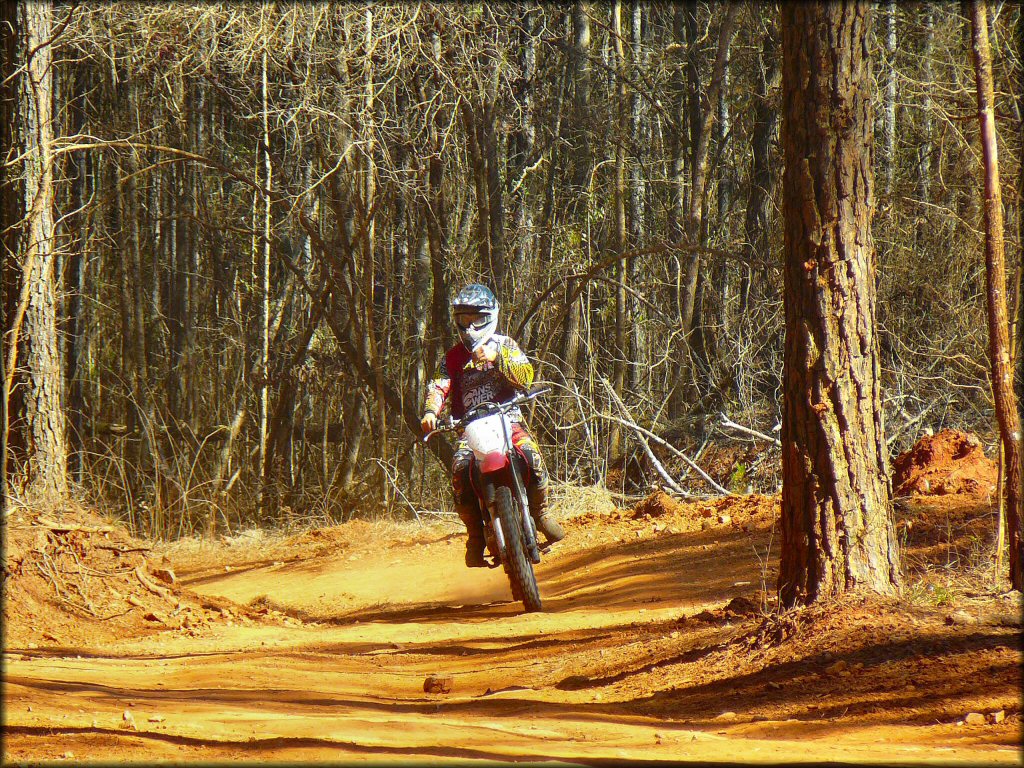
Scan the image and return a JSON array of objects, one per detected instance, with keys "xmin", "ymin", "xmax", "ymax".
[{"xmin": 451, "ymin": 283, "xmax": 499, "ymax": 351}]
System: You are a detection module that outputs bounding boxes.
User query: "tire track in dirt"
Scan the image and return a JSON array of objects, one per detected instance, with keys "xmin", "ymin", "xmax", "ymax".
[{"xmin": 4, "ymin": 492, "xmax": 1021, "ymax": 764}]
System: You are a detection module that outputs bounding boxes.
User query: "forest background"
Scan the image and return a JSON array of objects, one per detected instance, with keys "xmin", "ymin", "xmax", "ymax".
[{"xmin": 1, "ymin": 1, "xmax": 1021, "ymax": 544}]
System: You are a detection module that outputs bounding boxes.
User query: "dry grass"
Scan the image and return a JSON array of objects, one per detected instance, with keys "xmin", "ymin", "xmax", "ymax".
[{"xmin": 549, "ymin": 482, "xmax": 619, "ymax": 520}]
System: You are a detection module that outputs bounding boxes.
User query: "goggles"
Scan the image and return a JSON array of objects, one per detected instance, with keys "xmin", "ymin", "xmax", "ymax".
[{"xmin": 454, "ymin": 310, "xmax": 490, "ymax": 330}]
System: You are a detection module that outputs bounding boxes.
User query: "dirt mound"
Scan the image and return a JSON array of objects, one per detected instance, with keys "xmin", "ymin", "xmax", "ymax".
[
  {"xmin": 629, "ymin": 490, "xmax": 779, "ymax": 527},
  {"xmin": 566, "ymin": 490, "xmax": 779, "ymax": 548},
  {"xmin": 2, "ymin": 503, "xmax": 286, "ymax": 649},
  {"xmin": 891, "ymin": 429, "xmax": 997, "ymax": 498},
  {"xmin": 630, "ymin": 490, "xmax": 692, "ymax": 519}
]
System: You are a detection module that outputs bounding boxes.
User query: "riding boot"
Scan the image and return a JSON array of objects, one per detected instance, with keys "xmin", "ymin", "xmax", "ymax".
[
  {"xmin": 456, "ymin": 503, "xmax": 487, "ymax": 567},
  {"xmin": 527, "ymin": 483, "xmax": 564, "ymax": 545}
]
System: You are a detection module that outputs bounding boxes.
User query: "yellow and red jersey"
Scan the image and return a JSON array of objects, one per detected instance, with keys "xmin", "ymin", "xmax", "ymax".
[{"xmin": 423, "ymin": 335, "xmax": 534, "ymax": 421}]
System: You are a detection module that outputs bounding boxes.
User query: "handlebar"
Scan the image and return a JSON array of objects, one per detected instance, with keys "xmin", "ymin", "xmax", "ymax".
[{"xmin": 422, "ymin": 386, "xmax": 549, "ymax": 442}]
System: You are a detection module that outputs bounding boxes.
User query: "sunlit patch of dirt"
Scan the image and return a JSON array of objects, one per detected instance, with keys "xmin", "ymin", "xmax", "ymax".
[{"xmin": 3, "ymin": 487, "xmax": 1021, "ymax": 764}]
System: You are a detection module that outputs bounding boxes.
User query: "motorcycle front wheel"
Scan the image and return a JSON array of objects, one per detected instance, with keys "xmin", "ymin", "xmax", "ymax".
[{"xmin": 494, "ymin": 485, "xmax": 542, "ymax": 612}]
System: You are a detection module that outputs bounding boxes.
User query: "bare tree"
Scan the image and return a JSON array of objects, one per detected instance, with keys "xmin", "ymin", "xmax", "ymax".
[{"xmin": 969, "ymin": 0, "xmax": 1023, "ymax": 591}]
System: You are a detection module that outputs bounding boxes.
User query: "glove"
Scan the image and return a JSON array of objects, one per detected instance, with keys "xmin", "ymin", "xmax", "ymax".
[{"xmin": 421, "ymin": 411, "xmax": 437, "ymax": 433}]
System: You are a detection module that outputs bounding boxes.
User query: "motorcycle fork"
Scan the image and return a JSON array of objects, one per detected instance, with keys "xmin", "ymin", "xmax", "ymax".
[
  {"xmin": 472, "ymin": 463, "xmax": 505, "ymax": 556},
  {"xmin": 494, "ymin": 417, "xmax": 541, "ymax": 563},
  {"xmin": 471, "ymin": 457, "xmax": 536, "ymax": 562}
]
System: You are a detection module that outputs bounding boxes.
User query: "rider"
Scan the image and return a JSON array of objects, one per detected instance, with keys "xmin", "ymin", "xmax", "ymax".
[{"xmin": 420, "ymin": 283, "xmax": 565, "ymax": 567}]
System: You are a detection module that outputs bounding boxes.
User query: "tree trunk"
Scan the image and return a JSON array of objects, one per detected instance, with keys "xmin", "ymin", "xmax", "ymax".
[
  {"xmin": 609, "ymin": 1, "xmax": 628, "ymax": 461},
  {"xmin": 64, "ymin": 65, "xmax": 89, "ymax": 482},
  {"xmin": 0, "ymin": 2, "xmax": 12, "ymax": 505},
  {"xmin": 969, "ymin": 0, "xmax": 1023, "ymax": 591},
  {"xmin": 1017, "ymin": 0, "xmax": 1024, "ymax": 460},
  {"xmin": 3, "ymin": 1, "xmax": 67, "ymax": 498},
  {"xmin": 740, "ymin": 18, "xmax": 780, "ymax": 314},
  {"xmin": 568, "ymin": 1, "xmax": 592, "ymax": 215},
  {"xmin": 338, "ymin": 390, "xmax": 366, "ymax": 491},
  {"xmin": 778, "ymin": 1, "xmax": 900, "ymax": 608},
  {"xmin": 713, "ymin": 29, "xmax": 732, "ymax": 340},
  {"xmin": 681, "ymin": 3, "xmax": 739, "ymax": 332},
  {"xmin": 669, "ymin": 3, "xmax": 739, "ymax": 418},
  {"xmin": 881, "ymin": 0, "xmax": 897, "ymax": 197},
  {"xmin": 462, "ymin": 103, "xmax": 494, "ymax": 287},
  {"xmin": 916, "ymin": 7, "xmax": 933, "ymax": 204},
  {"xmin": 627, "ymin": 0, "xmax": 647, "ymax": 393},
  {"xmin": 258, "ymin": 40, "xmax": 273, "ymax": 519},
  {"xmin": 423, "ymin": 20, "xmax": 451, "ymax": 364},
  {"xmin": 510, "ymin": 6, "xmax": 538, "ymax": 298},
  {"xmin": 362, "ymin": 7, "xmax": 389, "ymax": 509}
]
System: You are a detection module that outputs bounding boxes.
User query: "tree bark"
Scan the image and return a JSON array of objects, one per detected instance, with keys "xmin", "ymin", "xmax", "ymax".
[
  {"xmin": 778, "ymin": 1, "xmax": 900, "ymax": 608},
  {"xmin": 969, "ymin": 0, "xmax": 1023, "ymax": 591},
  {"xmin": 3, "ymin": 1, "xmax": 68, "ymax": 498}
]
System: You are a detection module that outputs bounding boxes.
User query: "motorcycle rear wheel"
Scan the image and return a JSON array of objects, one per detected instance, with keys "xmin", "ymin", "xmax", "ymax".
[{"xmin": 494, "ymin": 486, "xmax": 542, "ymax": 612}]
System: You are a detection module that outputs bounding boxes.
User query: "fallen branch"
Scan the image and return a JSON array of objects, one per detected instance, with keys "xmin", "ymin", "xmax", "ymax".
[
  {"xmin": 718, "ymin": 413, "xmax": 781, "ymax": 446},
  {"xmin": 592, "ymin": 412, "xmax": 730, "ymax": 496},
  {"xmin": 374, "ymin": 458, "xmax": 421, "ymax": 520},
  {"xmin": 598, "ymin": 377, "xmax": 690, "ymax": 497},
  {"xmin": 34, "ymin": 518, "xmax": 113, "ymax": 534},
  {"xmin": 135, "ymin": 566, "xmax": 173, "ymax": 601}
]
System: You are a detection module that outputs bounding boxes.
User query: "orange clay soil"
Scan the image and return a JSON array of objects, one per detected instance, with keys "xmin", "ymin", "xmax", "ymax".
[
  {"xmin": 892, "ymin": 429, "xmax": 998, "ymax": 499},
  {"xmin": 2, "ymin": 443, "xmax": 1020, "ymax": 765}
]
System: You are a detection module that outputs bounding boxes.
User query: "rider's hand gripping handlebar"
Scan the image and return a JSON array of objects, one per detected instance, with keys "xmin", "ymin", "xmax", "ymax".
[{"xmin": 421, "ymin": 386, "xmax": 549, "ymax": 443}]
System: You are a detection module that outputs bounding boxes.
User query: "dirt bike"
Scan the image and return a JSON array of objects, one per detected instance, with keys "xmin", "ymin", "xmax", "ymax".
[{"xmin": 424, "ymin": 387, "xmax": 549, "ymax": 613}]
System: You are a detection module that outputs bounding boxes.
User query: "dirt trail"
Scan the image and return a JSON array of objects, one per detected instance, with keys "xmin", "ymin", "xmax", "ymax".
[{"xmin": 3, "ymin": 489, "xmax": 1021, "ymax": 765}]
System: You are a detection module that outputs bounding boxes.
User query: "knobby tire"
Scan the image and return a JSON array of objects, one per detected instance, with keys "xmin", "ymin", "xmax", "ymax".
[{"xmin": 495, "ymin": 486, "xmax": 542, "ymax": 612}]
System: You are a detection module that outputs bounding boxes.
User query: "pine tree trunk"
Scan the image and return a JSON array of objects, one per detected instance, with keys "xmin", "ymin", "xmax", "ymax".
[
  {"xmin": 778, "ymin": 1, "xmax": 900, "ymax": 607},
  {"xmin": 4, "ymin": 1, "xmax": 67, "ymax": 498}
]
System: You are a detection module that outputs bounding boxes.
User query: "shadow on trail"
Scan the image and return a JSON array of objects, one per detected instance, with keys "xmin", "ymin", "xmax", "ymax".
[
  {"xmin": 0, "ymin": 724, "xmax": 572, "ymax": 764},
  {"xmin": 8, "ymin": 626, "xmax": 1017, "ymax": 749},
  {"xmin": 315, "ymin": 524, "xmax": 773, "ymax": 626}
]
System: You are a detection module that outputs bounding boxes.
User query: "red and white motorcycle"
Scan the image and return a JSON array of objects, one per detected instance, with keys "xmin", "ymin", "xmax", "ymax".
[{"xmin": 424, "ymin": 387, "xmax": 549, "ymax": 612}]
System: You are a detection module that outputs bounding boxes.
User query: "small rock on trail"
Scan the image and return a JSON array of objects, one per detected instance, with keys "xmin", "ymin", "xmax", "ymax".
[{"xmin": 423, "ymin": 674, "xmax": 453, "ymax": 694}]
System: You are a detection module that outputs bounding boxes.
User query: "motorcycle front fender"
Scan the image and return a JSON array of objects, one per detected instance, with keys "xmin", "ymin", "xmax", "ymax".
[{"xmin": 479, "ymin": 451, "xmax": 509, "ymax": 473}]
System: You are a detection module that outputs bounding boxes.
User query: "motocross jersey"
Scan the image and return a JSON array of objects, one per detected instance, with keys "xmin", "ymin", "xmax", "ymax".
[{"xmin": 423, "ymin": 334, "xmax": 534, "ymax": 422}]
